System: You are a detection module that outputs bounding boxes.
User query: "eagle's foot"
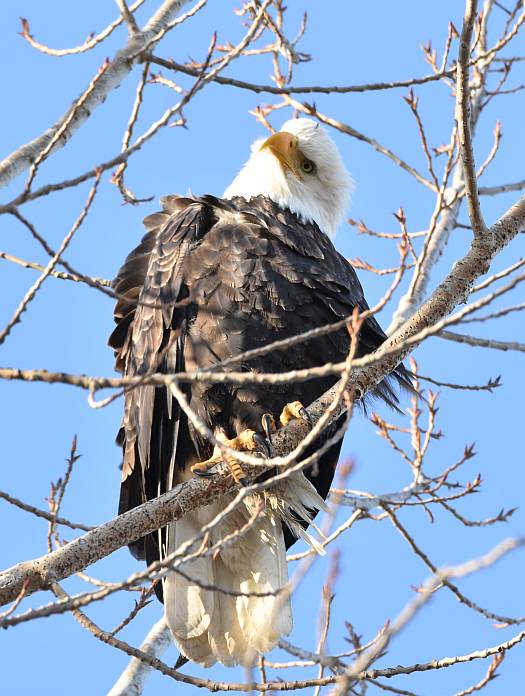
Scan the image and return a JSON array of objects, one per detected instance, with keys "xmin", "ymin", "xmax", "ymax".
[
  {"xmin": 191, "ymin": 430, "xmax": 272, "ymax": 486},
  {"xmin": 279, "ymin": 400, "xmax": 313, "ymax": 428}
]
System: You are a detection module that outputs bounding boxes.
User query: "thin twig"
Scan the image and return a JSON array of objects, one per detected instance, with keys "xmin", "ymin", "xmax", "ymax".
[{"xmin": 0, "ymin": 173, "xmax": 101, "ymax": 346}]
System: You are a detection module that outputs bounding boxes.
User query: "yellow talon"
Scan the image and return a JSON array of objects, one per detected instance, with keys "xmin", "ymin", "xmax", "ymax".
[
  {"xmin": 234, "ymin": 429, "xmax": 258, "ymax": 450},
  {"xmin": 279, "ymin": 400, "xmax": 313, "ymax": 428}
]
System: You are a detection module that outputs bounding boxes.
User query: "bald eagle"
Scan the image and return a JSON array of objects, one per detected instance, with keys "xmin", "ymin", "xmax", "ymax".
[{"xmin": 109, "ymin": 118, "xmax": 409, "ymax": 667}]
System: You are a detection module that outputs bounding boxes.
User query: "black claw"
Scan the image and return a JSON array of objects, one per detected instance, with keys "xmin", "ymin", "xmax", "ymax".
[
  {"xmin": 261, "ymin": 413, "xmax": 274, "ymax": 444},
  {"xmin": 193, "ymin": 468, "xmax": 216, "ymax": 478},
  {"xmin": 299, "ymin": 407, "xmax": 313, "ymax": 428},
  {"xmin": 252, "ymin": 432, "xmax": 273, "ymax": 458}
]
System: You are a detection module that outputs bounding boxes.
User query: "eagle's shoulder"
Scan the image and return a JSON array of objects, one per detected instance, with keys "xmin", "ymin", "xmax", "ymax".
[{"xmin": 227, "ymin": 194, "xmax": 336, "ymax": 261}]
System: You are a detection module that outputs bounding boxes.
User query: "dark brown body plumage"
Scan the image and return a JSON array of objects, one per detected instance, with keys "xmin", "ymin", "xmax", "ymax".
[{"xmin": 109, "ymin": 194, "xmax": 410, "ymax": 588}]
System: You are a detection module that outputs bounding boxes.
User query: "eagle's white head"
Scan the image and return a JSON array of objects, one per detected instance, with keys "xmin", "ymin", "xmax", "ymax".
[{"xmin": 223, "ymin": 118, "xmax": 353, "ymax": 238}]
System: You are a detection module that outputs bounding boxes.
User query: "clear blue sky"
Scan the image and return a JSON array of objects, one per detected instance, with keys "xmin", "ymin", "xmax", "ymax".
[{"xmin": 1, "ymin": 2, "xmax": 524, "ymax": 694}]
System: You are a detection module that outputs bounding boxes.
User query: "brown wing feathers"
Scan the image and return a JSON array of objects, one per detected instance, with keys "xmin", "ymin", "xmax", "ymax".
[{"xmin": 109, "ymin": 197, "xmax": 210, "ymax": 563}]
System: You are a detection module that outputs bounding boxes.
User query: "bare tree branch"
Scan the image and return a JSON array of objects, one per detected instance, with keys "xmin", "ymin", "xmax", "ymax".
[
  {"xmin": 107, "ymin": 618, "xmax": 172, "ymax": 696},
  {"xmin": 457, "ymin": 0, "xmax": 487, "ymax": 237},
  {"xmin": 19, "ymin": 1, "xmax": 146, "ymax": 56},
  {"xmin": 0, "ymin": 0, "xmax": 193, "ymax": 189}
]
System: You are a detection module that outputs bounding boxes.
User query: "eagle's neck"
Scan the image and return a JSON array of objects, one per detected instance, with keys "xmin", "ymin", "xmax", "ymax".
[{"xmin": 223, "ymin": 145, "xmax": 336, "ymax": 238}]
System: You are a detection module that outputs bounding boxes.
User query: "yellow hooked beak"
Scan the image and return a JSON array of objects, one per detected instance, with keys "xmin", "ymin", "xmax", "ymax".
[{"xmin": 260, "ymin": 131, "xmax": 303, "ymax": 177}]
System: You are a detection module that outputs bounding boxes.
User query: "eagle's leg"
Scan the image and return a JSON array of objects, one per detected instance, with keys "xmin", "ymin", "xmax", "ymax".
[
  {"xmin": 222, "ymin": 430, "xmax": 270, "ymax": 486},
  {"xmin": 191, "ymin": 429, "xmax": 272, "ymax": 486},
  {"xmin": 279, "ymin": 400, "xmax": 313, "ymax": 428}
]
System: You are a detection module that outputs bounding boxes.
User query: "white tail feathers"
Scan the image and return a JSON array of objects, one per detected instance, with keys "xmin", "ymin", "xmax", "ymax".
[{"xmin": 163, "ymin": 473, "xmax": 326, "ymax": 667}]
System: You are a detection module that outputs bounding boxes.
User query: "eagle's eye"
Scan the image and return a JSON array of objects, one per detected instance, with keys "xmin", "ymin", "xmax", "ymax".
[{"xmin": 301, "ymin": 158, "xmax": 316, "ymax": 174}]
